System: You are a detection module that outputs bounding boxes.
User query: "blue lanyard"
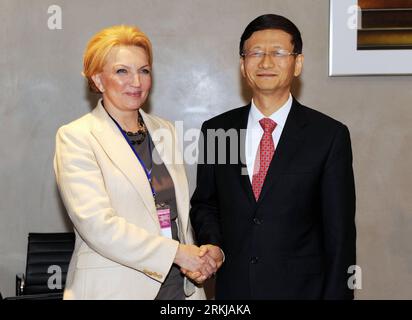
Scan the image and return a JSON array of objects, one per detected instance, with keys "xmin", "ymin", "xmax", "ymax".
[{"xmin": 106, "ymin": 111, "xmax": 156, "ymax": 198}]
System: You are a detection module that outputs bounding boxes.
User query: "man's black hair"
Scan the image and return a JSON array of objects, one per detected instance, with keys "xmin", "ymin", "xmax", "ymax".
[{"xmin": 239, "ymin": 14, "xmax": 303, "ymax": 55}]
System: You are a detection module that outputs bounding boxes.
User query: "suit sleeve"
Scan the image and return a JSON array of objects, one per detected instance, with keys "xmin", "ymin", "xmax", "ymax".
[
  {"xmin": 190, "ymin": 122, "xmax": 222, "ymax": 246},
  {"xmin": 321, "ymin": 124, "xmax": 356, "ymax": 299},
  {"xmin": 53, "ymin": 125, "xmax": 179, "ymax": 282}
]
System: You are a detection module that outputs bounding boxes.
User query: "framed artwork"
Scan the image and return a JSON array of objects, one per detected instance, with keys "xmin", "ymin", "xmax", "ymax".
[{"xmin": 329, "ymin": 0, "xmax": 412, "ymax": 76}]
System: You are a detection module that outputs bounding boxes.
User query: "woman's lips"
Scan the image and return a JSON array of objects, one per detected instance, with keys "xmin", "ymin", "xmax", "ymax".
[{"xmin": 125, "ymin": 92, "xmax": 142, "ymax": 97}]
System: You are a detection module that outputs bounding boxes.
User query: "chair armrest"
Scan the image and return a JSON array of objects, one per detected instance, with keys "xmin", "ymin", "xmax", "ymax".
[{"xmin": 4, "ymin": 292, "xmax": 63, "ymax": 300}]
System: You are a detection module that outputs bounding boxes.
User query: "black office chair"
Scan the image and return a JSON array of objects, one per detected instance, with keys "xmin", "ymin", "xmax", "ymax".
[{"xmin": 7, "ymin": 232, "xmax": 75, "ymax": 300}]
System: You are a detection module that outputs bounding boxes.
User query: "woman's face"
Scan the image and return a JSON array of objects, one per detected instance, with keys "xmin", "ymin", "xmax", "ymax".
[{"xmin": 92, "ymin": 45, "xmax": 152, "ymax": 112}]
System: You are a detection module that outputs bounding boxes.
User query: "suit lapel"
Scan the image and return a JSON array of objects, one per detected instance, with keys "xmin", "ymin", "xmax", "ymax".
[
  {"xmin": 235, "ymin": 104, "xmax": 257, "ymax": 205},
  {"xmin": 256, "ymin": 98, "xmax": 308, "ymax": 205},
  {"xmin": 90, "ymin": 101, "xmax": 158, "ymax": 223}
]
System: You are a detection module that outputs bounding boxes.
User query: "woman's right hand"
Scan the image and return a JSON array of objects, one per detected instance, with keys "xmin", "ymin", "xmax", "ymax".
[{"xmin": 174, "ymin": 244, "xmax": 215, "ymax": 282}]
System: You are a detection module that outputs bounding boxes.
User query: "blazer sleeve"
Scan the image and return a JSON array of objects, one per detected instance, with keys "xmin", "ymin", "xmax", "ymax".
[
  {"xmin": 321, "ymin": 124, "xmax": 357, "ymax": 299},
  {"xmin": 53, "ymin": 125, "xmax": 179, "ymax": 282},
  {"xmin": 190, "ymin": 122, "xmax": 222, "ymax": 246}
]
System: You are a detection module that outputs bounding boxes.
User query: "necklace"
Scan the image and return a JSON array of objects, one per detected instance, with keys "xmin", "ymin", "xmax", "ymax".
[
  {"xmin": 124, "ymin": 112, "xmax": 147, "ymax": 145},
  {"xmin": 101, "ymin": 100, "xmax": 148, "ymax": 145}
]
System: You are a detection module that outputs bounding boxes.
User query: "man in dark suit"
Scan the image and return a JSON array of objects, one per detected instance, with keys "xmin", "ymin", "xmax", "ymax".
[{"xmin": 189, "ymin": 14, "xmax": 356, "ymax": 299}]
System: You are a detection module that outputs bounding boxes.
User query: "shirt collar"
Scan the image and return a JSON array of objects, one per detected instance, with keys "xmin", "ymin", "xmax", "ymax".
[{"xmin": 250, "ymin": 93, "xmax": 293, "ymax": 129}]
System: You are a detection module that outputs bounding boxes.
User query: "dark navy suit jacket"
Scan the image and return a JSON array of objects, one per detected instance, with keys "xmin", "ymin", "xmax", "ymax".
[{"xmin": 190, "ymin": 98, "xmax": 356, "ymax": 299}]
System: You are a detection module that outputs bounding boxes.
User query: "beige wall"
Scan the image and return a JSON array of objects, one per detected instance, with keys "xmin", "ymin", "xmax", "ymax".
[{"xmin": 1, "ymin": 0, "xmax": 411, "ymax": 299}]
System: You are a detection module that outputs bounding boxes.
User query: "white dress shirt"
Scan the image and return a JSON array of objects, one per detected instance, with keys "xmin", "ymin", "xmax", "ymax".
[{"xmin": 245, "ymin": 94, "xmax": 293, "ymax": 182}]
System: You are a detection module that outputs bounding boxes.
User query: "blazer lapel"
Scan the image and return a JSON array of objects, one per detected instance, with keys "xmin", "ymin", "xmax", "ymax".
[
  {"xmin": 256, "ymin": 98, "xmax": 308, "ymax": 205},
  {"xmin": 90, "ymin": 101, "xmax": 158, "ymax": 223},
  {"xmin": 140, "ymin": 110, "xmax": 190, "ymax": 241}
]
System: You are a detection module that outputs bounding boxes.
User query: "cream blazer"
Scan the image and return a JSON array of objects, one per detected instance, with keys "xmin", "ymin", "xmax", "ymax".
[{"xmin": 54, "ymin": 100, "xmax": 205, "ymax": 300}]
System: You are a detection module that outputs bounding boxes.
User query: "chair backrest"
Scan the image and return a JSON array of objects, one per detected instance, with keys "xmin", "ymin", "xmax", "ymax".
[{"xmin": 24, "ymin": 232, "xmax": 75, "ymax": 295}]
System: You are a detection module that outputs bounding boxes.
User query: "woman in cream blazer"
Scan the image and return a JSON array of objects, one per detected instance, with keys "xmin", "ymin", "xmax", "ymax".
[{"xmin": 53, "ymin": 25, "xmax": 208, "ymax": 300}]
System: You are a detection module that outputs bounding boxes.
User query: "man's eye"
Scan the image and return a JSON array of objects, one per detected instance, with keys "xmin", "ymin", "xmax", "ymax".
[
  {"xmin": 275, "ymin": 50, "xmax": 288, "ymax": 56},
  {"xmin": 116, "ymin": 69, "xmax": 127, "ymax": 74},
  {"xmin": 250, "ymin": 52, "xmax": 263, "ymax": 57}
]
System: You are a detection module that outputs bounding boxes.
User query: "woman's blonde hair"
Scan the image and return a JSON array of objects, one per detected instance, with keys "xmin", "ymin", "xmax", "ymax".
[{"xmin": 83, "ymin": 25, "xmax": 153, "ymax": 93}]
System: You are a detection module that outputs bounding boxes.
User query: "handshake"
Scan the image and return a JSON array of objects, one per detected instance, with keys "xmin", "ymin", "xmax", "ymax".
[{"xmin": 174, "ymin": 244, "xmax": 224, "ymax": 284}]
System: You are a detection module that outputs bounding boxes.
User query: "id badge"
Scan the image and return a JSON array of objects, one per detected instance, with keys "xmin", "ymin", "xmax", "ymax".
[{"xmin": 156, "ymin": 203, "xmax": 172, "ymax": 239}]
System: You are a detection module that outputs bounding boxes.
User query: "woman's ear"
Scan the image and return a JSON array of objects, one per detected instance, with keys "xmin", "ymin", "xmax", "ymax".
[{"xmin": 91, "ymin": 74, "xmax": 105, "ymax": 93}]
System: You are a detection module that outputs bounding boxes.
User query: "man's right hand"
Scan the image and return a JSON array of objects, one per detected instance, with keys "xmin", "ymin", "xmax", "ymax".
[
  {"xmin": 182, "ymin": 244, "xmax": 224, "ymax": 284},
  {"xmin": 174, "ymin": 244, "xmax": 215, "ymax": 282}
]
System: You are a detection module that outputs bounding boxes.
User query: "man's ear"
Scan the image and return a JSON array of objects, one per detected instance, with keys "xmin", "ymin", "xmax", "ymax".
[
  {"xmin": 294, "ymin": 54, "xmax": 304, "ymax": 77},
  {"xmin": 91, "ymin": 73, "xmax": 105, "ymax": 93},
  {"xmin": 240, "ymin": 57, "xmax": 246, "ymax": 78}
]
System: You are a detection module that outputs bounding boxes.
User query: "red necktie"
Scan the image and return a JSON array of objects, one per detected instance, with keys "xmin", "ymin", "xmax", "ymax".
[{"xmin": 252, "ymin": 118, "xmax": 277, "ymax": 201}]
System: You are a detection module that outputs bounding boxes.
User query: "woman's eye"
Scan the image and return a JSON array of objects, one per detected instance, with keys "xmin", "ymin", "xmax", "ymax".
[
  {"xmin": 140, "ymin": 69, "xmax": 151, "ymax": 75},
  {"xmin": 116, "ymin": 69, "xmax": 127, "ymax": 74}
]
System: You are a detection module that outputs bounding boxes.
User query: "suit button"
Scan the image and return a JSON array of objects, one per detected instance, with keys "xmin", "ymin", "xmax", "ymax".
[
  {"xmin": 253, "ymin": 218, "xmax": 262, "ymax": 225},
  {"xmin": 250, "ymin": 257, "xmax": 258, "ymax": 264}
]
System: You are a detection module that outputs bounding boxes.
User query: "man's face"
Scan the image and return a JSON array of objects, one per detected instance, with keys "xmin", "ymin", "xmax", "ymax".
[{"xmin": 240, "ymin": 29, "xmax": 303, "ymax": 97}]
